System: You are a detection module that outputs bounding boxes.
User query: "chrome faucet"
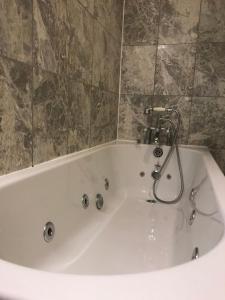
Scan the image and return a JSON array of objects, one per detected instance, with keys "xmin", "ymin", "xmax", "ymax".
[{"xmin": 140, "ymin": 106, "xmax": 174, "ymax": 146}]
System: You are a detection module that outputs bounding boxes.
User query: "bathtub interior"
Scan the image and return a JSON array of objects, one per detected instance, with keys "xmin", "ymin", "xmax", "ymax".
[{"xmin": 0, "ymin": 143, "xmax": 223, "ymax": 275}]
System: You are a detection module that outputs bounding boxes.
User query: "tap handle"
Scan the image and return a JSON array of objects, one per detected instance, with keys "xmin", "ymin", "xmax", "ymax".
[{"xmin": 144, "ymin": 107, "xmax": 153, "ymax": 115}]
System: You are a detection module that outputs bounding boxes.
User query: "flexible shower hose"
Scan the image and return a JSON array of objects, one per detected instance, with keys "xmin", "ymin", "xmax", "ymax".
[{"xmin": 153, "ymin": 110, "xmax": 184, "ymax": 205}]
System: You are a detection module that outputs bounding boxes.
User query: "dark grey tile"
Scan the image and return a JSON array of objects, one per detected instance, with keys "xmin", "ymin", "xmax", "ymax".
[
  {"xmin": 118, "ymin": 94, "xmax": 152, "ymax": 140},
  {"xmin": 194, "ymin": 43, "xmax": 225, "ymax": 97},
  {"xmin": 123, "ymin": 0, "xmax": 160, "ymax": 45},
  {"xmin": 33, "ymin": 68, "xmax": 68, "ymax": 164},
  {"xmin": 78, "ymin": 0, "xmax": 95, "ymax": 15},
  {"xmin": 210, "ymin": 149, "xmax": 225, "ymax": 174},
  {"xmin": 0, "ymin": 57, "xmax": 32, "ymax": 174},
  {"xmin": 199, "ymin": 0, "xmax": 225, "ymax": 42},
  {"xmin": 92, "ymin": 21, "xmax": 121, "ymax": 93},
  {"xmin": 121, "ymin": 46, "xmax": 156, "ymax": 94},
  {"xmin": 94, "ymin": 0, "xmax": 123, "ymax": 41},
  {"xmin": 90, "ymin": 88, "xmax": 118, "ymax": 146},
  {"xmin": 154, "ymin": 44, "xmax": 196, "ymax": 96},
  {"xmin": 159, "ymin": 0, "xmax": 201, "ymax": 44},
  {"xmin": 67, "ymin": 0, "xmax": 93, "ymax": 84},
  {"xmin": 152, "ymin": 96, "xmax": 192, "ymax": 144},
  {"xmin": 0, "ymin": 0, "xmax": 32, "ymax": 63},
  {"xmin": 67, "ymin": 81, "xmax": 91, "ymax": 153},
  {"xmin": 33, "ymin": 0, "xmax": 69, "ymax": 74},
  {"xmin": 189, "ymin": 97, "xmax": 225, "ymax": 149}
]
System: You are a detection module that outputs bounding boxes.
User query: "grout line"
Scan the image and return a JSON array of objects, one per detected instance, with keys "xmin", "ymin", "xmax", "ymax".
[
  {"xmin": 116, "ymin": 0, "xmax": 126, "ymax": 140},
  {"xmin": 31, "ymin": 0, "xmax": 34, "ymax": 167},
  {"xmin": 123, "ymin": 41, "xmax": 225, "ymax": 47},
  {"xmin": 119, "ymin": 92, "xmax": 225, "ymax": 98},
  {"xmin": 89, "ymin": 0, "xmax": 96, "ymax": 150},
  {"xmin": 187, "ymin": 0, "xmax": 204, "ymax": 144},
  {"xmin": 152, "ymin": 0, "xmax": 162, "ymax": 98}
]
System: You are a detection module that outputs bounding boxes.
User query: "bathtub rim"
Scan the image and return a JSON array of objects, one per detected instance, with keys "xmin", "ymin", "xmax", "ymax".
[{"xmin": 0, "ymin": 140, "xmax": 225, "ymax": 300}]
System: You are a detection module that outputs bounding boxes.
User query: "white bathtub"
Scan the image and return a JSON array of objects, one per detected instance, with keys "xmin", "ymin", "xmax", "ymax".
[{"xmin": 0, "ymin": 141, "xmax": 225, "ymax": 300}]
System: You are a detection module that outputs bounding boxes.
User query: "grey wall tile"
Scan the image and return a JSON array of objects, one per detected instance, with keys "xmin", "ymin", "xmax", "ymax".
[
  {"xmin": 154, "ymin": 44, "xmax": 196, "ymax": 96},
  {"xmin": 199, "ymin": 0, "xmax": 225, "ymax": 42},
  {"xmin": 78, "ymin": 0, "xmax": 95, "ymax": 15},
  {"xmin": 159, "ymin": 0, "xmax": 201, "ymax": 44},
  {"xmin": 33, "ymin": 0, "xmax": 69, "ymax": 74},
  {"xmin": 67, "ymin": 0, "xmax": 94, "ymax": 84},
  {"xmin": 120, "ymin": 0, "xmax": 225, "ymax": 171},
  {"xmin": 124, "ymin": 0, "xmax": 160, "ymax": 45},
  {"xmin": 33, "ymin": 68, "xmax": 68, "ymax": 164},
  {"xmin": 67, "ymin": 81, "xmax": 91, "ymax": 153},
  {"xmin": 0, "ymin": 0, "xmax": 123, "ymax": 175},
  {"xmin": 0, "ymin": 0, "xmax": 32, "ymax": 64},
  {"xmin": 189, "ymin": 97, "xmax": 225, "ymax": 149},
  {"xmin": 94, "ymin": 0, "xmax": 123, "ymax": 41},
  {"xmin": 152, "ymin": 96, "xmax": 191, "ymax": 144},
  {"xmin": 90, "ymin": 88, "xmax": 118, "ymax": 146},
  {"xmin": 92, "ymin": 21, "xmax": 120, "ymax": 93},
  {"xmin": 121, "ymin": 46, "xmax": 156, "ymax": 94},
  {"xmin": 210, "ymin": 149, "xmax": 225, "ymax": 174},
  {"xmin": 194, "ymin": 43, "xmax": 225, "ymax": 97},
  {"xmin": 118, "ymin": 94, "xmax": 152, "ymax": 140},
  {"xmin": 0, "ymin": 57, "xmax": 32, "ymax": 174}
]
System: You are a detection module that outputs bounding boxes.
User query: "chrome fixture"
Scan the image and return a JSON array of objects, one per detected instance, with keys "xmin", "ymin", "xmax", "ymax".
[
  {"xmin": 43, "ymin": 221, "xmax": 55, "ymax": 243},
  {"xmin": 96, "ymin": 193, "xmax": 104, "ymax": 210},
  {"xmin": 189, "ymin": 209, "xmax": 196, "ymax": 225},
  {"xmin": 141, "ymin": 126, "xmax": 171, "ymax": 146},
  {"xmin": 104, "ymin": 178, "xmax": 109, "ymax": 191},
  {"xmin": 139, "ymin": 171, "xmax": 145, "ymax": 177},
  {"xmin": 189, "ymin": 177, "xmax": 217, "ymax": 217},
  {"xmin": 153, "ymin": 147, "xmax": 163, "ymax": 158},
  {"xmin": 152, "ymin": 164, "xmax": 161, "ymax": 180},
  {"xmin": 144, "ymin": 106, "xmax": 184, "ymax": 205},
  {"xmin": 141, "ymin": 107, "xmax": 174, "ymax": 146},
  {"xmin": 146, "ymin": 199, "xmax": 157, "ymax": 204},
  {"xmin": 82, "ymin": 194, "xmax": 89, "ymax": 209},
  {"xmin": 192, "ymin": 247, "xmax": 199, "ymax": 260}
]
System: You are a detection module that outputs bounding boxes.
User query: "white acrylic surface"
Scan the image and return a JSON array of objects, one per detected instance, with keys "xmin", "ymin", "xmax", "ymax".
[{"xmin": 0, "ymin": 141, "xmax": 224, "ymax": 299}]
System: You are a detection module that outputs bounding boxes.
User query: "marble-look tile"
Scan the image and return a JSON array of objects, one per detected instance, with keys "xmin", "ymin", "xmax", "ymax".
[
  {"xmin": 33, "ymin": 0, "xmax": 69, "ymax": 74},
  {"xmin": 33, "ymin": 68, "xmax": 68, "ymax": 164},
  {"xmin": 189, "ymin": 97, "xmax": 225, "ymax": 149},
  {"xmin": 67, "ymin": 0, "xmax": 94, "ymax": 84},
  {"xmin": 121, "ymin": 46, "xmax": 156, "ymax": 94},
  {"xmin": 210, "ymin": 149, "xmax": 225, "ymax": 175},
  {"xmin": 155, "ymin": 44, "xmax": 196, "ymax": 96},
  {"xmin": 90, "ymin": 88, "xmax": 118, "ymax": 146},
  {"xmin": 159, "ymin": 0, "xmax": 201, "ymax": 44},
  {"xmin": 94, "ymin": 0, "xmax": 123, "ymax": 41},
  {"xmin": 194, "ymin": 43, "xmax": 225, "ymax": 97},
  {"xmin": 92, "ymin": 22, "xmax": 120, "ymax": 93},
  {"xmin": 67, "ymin": 81, "xmax": 91, "ymax": 153},
  {"xmin": 0, "ymin": 57, "xmax": 32, "ymax": 174},
  {"xmin": 123, "ymin": 0, "xmax": 160, "ymax": 45},
  {"xmin": 118, "ymin": 94, "xmax": 152, "ymax": 140},
  {"xmin": 152, "ymin": 96, "xmax": 191, "ymax": 144},
  {"xmin": 199, "ymin": 0, "xmax": 225, "ymax": 42},
  {"xmin": 0, "ymin": 0, "xmax": 32, "ymax": 63},
  {"xmin": 78, "ymin": 0, "xmax": 95, "ymax": 15}
]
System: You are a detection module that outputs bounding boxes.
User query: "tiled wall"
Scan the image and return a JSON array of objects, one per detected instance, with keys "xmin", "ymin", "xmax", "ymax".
[
  {"xmin": 119, "ymin": 0, "xmax": 225, "ymax": 173},
  {"xmin": 0, "ymin": 0, "xmax": 123, "ymax": 174}
]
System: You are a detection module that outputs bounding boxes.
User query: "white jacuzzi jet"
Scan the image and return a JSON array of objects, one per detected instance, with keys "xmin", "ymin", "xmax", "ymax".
[{"xmin": 0, "ymin": 141, "xmax": 224, "ymax": 300}]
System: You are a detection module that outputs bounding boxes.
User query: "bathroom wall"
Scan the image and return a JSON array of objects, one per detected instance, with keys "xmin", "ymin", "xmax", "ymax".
[
  {"xmin": 0, "ymin": 0, "xmax": 123, "ymax": 174},
  {"xmin": 118, "ymin": 0, "xmax": 225, "ymax": 173}
]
